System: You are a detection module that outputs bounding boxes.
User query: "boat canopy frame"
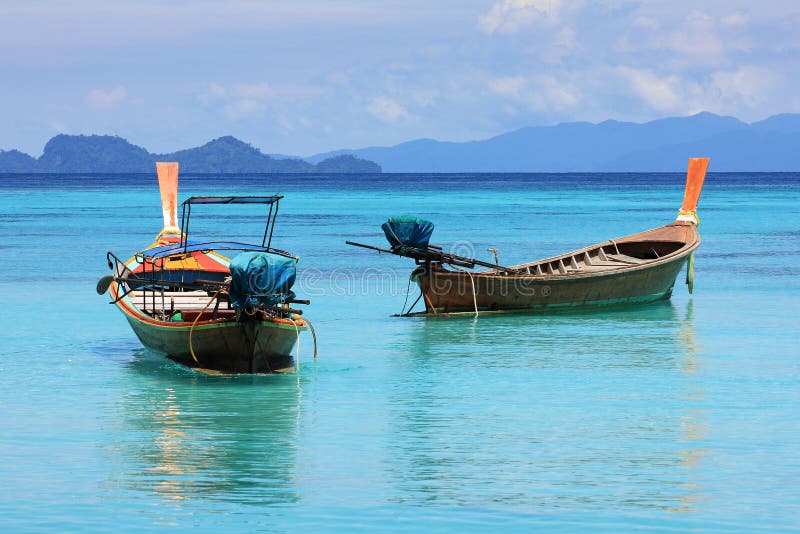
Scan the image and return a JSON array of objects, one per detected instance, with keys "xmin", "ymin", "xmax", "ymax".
[{"xmin": 177, "ymin": 195, "xmax": 285, "ymax": 255}]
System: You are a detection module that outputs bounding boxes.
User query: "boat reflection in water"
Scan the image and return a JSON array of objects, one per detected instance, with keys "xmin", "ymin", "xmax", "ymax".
[
  {"xmin": 111, "ymin": 351, "xmax": 301, "ymax": 507},
  {"xmin": 671, "ymin": 300, "xmax": 709, "ymax": 514},
  {"xmin": 385, "ymin": 301, "xmax": 708, "ymax": 514}
]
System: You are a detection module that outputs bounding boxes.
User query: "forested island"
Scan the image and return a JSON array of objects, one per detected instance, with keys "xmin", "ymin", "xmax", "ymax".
[{"xmin": 0, "ymin": 135, "xmax": 381, "ymax": 173}]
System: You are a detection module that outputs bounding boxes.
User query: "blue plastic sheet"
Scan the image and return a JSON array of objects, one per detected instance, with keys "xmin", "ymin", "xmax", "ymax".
[{"xmin": 228, "ymin": 252, "xmax": 297, "ymax": 309}]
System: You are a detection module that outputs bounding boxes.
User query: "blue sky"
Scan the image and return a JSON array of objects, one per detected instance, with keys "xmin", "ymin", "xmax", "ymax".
[{"xmin": 3, "ymin": 1, "xmax": 799, "ymax": 156}]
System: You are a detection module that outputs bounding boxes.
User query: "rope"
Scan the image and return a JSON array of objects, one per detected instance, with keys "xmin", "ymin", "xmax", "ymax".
[
  {"xmin": 303, "ymin": 317, "xmax": 319, "ymax": 360},
  {"xmin": 399, "ymin": 274, "xmax": 413, "ymax": 316},
  {"xmin": 155, "ymin": 227, "xmax": 183, "ymax": 243},
  {"xmin": 288, "ymin": 314, "xmax": 319, "ymax": 373},
  {"xmin": 677, "ymin": 209, "xmax": 700, "ymax": 225},
  {"xmin": 188, "ymin": 289, "xmax": 224, "ymax": 364},
  {"xmin": 287, "ymin": 315, "xmax": 301, "ymax": 373},
  {"xmin": 452, "ymin": 266, "xmax": 479, "ymax": 318}
]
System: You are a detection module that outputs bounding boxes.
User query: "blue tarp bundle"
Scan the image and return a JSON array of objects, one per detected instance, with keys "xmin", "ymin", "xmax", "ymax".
[
  {"xmin": 382, "ymin": 216, "xmax": 434, "ymax": 249},
  {"xmin": 228, "ymin": 252, "xmax": 297, "ymax": 309}
]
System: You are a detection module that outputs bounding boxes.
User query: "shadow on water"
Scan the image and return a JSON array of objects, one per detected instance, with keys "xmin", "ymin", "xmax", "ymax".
[
  {"xmin": 383, "ymin": 301, "xmax": 708, "ymax": 514},
  {"xmin": 107, "ymin": 348, "xmax": 302, "ymax": 507}
]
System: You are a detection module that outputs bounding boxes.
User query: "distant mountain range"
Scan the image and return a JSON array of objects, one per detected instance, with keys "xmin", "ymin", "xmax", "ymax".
[
  {"xmin": 3, "ymin": 112, "xmax": 800, "ymax": 173},
  {"xmin": 0, "ymin": 135, "xmax": 381, "ymax": 173},
  {"xmin": 308, "ymin": 112, "xmax": 800, "ymax": 172}
]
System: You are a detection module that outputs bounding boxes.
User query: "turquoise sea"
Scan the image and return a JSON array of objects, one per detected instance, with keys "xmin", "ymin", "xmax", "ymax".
[{"xmin": 0, "ymin": 172, "xmax": 798, "ymax": 532}]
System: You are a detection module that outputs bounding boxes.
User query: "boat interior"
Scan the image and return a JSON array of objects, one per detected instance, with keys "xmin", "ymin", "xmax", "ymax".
[
  {"xmin": 110, "ymin": 250, "xmax": 235, "ymax": 322},
  {"xmin": 493, "ymin": 232, "xmax": 691, "ymax": 277},
  {"xmin": 123, "ymin": 274, "xmax": 235, "ymax": 322},
  {"xmin": 126, "ymin": 285, "xmax": 234, "ymax": 322}
]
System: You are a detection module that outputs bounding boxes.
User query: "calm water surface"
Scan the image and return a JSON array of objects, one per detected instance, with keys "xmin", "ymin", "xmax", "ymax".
[{"xmin": 0, "ymin": 173, "xmax": 798, "ymax": 531}]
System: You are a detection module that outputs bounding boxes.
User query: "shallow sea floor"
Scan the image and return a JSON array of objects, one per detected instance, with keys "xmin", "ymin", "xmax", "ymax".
[{"xmin": 0, "ymin": 173, "xmax": 798, "ymax": 531}]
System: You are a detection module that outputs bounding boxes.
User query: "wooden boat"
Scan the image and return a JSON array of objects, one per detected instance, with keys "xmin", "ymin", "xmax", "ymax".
[
  {"xmin": 348, "ymin": 158, "xmax": 709, "ymax": 316},
  {"xmin": 97, "ymin": 162, "xmax": 313, "ymax": 373}
]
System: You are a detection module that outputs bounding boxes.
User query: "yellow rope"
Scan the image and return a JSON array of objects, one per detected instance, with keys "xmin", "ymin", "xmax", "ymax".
[
  {"xmin": 188, "ymin": 289, "xmax": 223, "ymax": 364},
  {"xmin": 287, "ymin": 315, "xmax": 301, "ymax": 373},
  {"xmin": 287, "ymin": 314, "xmax": 319, "ymax": 373},
  {"xmin": 155, "ymin": 227, "xmax": 183, "ymax": 241}
]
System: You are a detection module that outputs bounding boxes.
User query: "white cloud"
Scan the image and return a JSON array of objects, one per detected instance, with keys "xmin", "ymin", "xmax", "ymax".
[
  {"xmin": 367, "ymin": 97, "xmax": 408, "ymax": 123},
  {"xmin": 488, "ymin": 76, "xmax": 528, "ymax": 98},
  {"xmin": 721, "ymin": 12, "xmax": 748, "ymax": 27},
  {"xmin": 711, "ymin": 66, "xmax": 779, "ymax": 109},
  {"xmin": 632, "ymin": 16, "xmax": 659, "ymax": 31},
  {"xmin": 223, "ymin": 99, "xmax": 266, "ymax": 121},
  {"xmin": 5, "ymin": 1, "xmax": 800, "ymax": 156},
  {"xmin": 86, "ymin": 85, "xmax": 126, "ymax": 108},
  {"xmin": 667, "ymin": 11, "xmax": 724, "ymax": 62},
  {"xmin": 209, "ymin": 83, "xmax": 226, "ymax": 98},
  {"xmin": 488, "ymin": 74, "xmax": 580, "ymax": 111},
  {"xmin": 617, "ymin": 67, "xmax": 683, "ymax": 112},
  {"xmin": 536, "ymin": 75, "xmax": 581, "ymax": 110},
  {"xmin": 479, "ymin": 0, "xmax": 562, "ymax": 34},
  {"xmin": 544, "ymin": 25, "xmax": 580, "ymax": 63},
  {"xmin": 197, "ymin": 81, "xmax": 324, "ymax": 123},
  {"xmin": 411, "ymin": 88, "xmax": 440, "ymax": 107},
  {"xmin": 234, "ymin": 82, "xmax": 273, "ymax": 99}
]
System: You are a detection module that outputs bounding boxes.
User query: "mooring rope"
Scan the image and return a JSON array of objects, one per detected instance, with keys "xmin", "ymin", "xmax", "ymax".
[
  {"xmin": 288, "ymin": 314, "xmax": 319, "ymax": 373},
  {"xmin": 399, "ymin": 274, "xmax": 413, "ymax": 316},
  {"xmin": 287, "ymin": 315, "xmax": 301, "ymax": 373},
  {"xmin": 303, "ymin": 316, "xmax": 319, "ymax": 360},
  {"xmin": 677, "ymin": 209, "xmax": 700, "ymax": 225},
  {"xmin": 188, "ymin": 288, "xmax": 224, "ymax": 364},
  {"xmin": 451, "ymin": 265, "xmax": 479, "ymax": 318}
]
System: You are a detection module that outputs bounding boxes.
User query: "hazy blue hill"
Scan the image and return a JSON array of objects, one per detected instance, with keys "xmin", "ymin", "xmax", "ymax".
[
  {"xmin": 158, "ymin": 136, "xmax": 313, "ymax": 173},
  {"xmin": 0, "ymin": 134, "xmax": 381, "ymax": 173},
  {"xmin": 309, "ymin": 112, "xmax": 792, "ymax": 172},
  {"xmin": 602, "ymin": 130, "xmax": 800, "ymax": 171},
  {"xmin": 38, "ymin": 134, "xmax": 153, "ymax": 172},
  {"xmin": 0, "ymin": 149, "xmax": 38, "ymax": 172},
  {"xmin": 750, "ymin": 113, "xmax": 800, "ymax": 134},
  {"xmin": 313, "ymin": 154, "xmax": 382, "ymax": 173},
  {"xmin": 4, "ymin": 113, "xmax": 798, "ymax": 173}
]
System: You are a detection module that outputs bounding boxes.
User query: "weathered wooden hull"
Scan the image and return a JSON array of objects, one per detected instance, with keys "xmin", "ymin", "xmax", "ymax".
[
  {"xmin": 111, "ymin": 282, "xmax": 304, "ymax": 373},
  {"xmin": 414, "ymin": 223, "xmax": 699, "ymax": 315}
]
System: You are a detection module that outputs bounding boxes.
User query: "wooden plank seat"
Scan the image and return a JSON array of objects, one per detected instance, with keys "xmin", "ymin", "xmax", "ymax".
[
  {"xmin": 605, "ymin": 253, "xmax": 647, "ymax": 265},
  {"xmin": 572, "ymin": 264, "xmax": 626, "ymax": 272}
]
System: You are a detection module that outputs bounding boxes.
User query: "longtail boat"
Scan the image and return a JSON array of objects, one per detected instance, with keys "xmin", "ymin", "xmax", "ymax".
[
  {"xmin": 347, "ymin": 158, "xmax": 709, "ymax": 316},
  {"xmin": 97, "ymin": 162, "xmax": 313, "ymax": 373}
]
